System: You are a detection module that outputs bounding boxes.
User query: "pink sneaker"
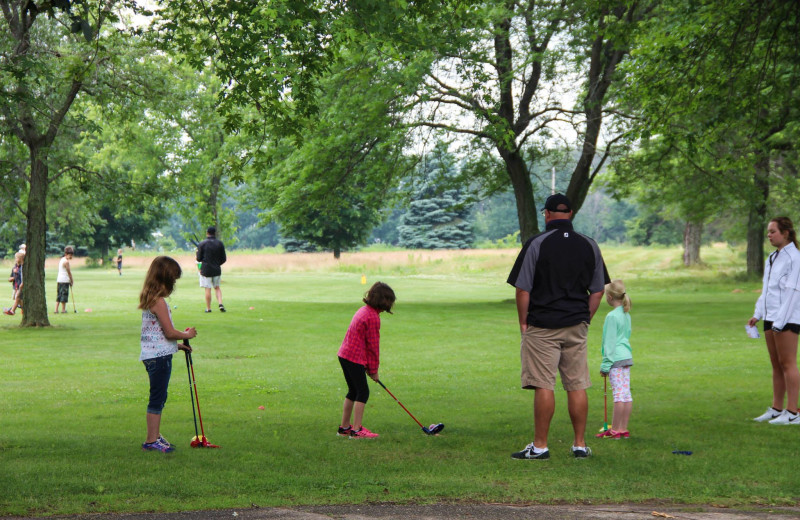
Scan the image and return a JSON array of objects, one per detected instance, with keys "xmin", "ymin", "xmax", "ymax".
[{"xmin": 350, "ymin": 426, "xmax": 379, "ymax": 438}]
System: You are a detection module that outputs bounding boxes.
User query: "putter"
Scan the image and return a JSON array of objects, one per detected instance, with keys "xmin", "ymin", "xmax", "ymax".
[
  {"xmin": 70, "ymin": 285, "xmax": 77, "ymax": 313},
  {"xmin": 184, "ymin": 344, "xmax": 200, "ymax": 442},
  {"xmin": 377, "ymin": 379, "xmax": 444, "ymax": 435},
  {"xmin": 184, "ymin": 341, "xmax": 220, "ymax": 448},
  {"xmin": 599, "ymin": 375, "xmax": 609, "ymax": 433}
]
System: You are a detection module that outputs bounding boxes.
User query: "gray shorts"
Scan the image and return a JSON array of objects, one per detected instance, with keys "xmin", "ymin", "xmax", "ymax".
[
  {"xmin": 520, "ymin": 322, "xmax": 590, "ymax": 391},
  {"xmin": 199, "ymin": 275, "xmax": 221, "ymax": 289},
  {"xmin": 56, "ymin": 282, "xmax": 70, "ymax": 303}
]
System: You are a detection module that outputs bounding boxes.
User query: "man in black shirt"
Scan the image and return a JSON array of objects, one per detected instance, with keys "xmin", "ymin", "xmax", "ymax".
[
  {"xmin": 507, "ymin": 193, "xmax": 609, "ymax": 460},
  {"xmin": 197, "ymin": 226, "xmax": 227, "ymax": 313}
]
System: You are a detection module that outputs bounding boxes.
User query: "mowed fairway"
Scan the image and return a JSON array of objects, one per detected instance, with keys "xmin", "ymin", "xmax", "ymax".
[{"xmin": 1, "ymin": 246, "xmax": 798, "ymax": 516}]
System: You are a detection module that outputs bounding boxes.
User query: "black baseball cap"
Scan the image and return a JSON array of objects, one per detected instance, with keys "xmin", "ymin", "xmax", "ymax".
[
  {"xmin": 541, "ymin": 193, "xmax": 572, "ymax": 212},
  {"xmin": 207, "ymin": 226, "xmax": 216, "ymax": 235}
]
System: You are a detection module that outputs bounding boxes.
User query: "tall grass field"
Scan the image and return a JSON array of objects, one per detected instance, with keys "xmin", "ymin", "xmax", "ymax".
[{"xmin": 1, "ymin": 244, "xmax": 798, "ymax": 516}]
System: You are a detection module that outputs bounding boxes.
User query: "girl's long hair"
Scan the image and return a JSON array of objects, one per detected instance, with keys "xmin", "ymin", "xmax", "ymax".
[
  {"xmin": 138, "ymin": 256, "xmax": 182, "ymax": 311},
  {"xmin": 605, "ymin": 279, "xmax": 631, "ymax": 313},
  {"xmin": 771, "ymin": 216, "xmax": 799, "ymax": 249}
]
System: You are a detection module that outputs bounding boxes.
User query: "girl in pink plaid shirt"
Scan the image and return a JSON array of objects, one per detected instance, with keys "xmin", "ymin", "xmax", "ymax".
[{"xmin": 337, "ymin": 282, "xmax": 396, "ymax": 438}]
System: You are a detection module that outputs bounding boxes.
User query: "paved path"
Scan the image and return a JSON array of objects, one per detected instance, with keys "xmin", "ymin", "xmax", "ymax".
[{"xmin": 6, "ymin": 503, "xmax": 800, "ymax": 520}]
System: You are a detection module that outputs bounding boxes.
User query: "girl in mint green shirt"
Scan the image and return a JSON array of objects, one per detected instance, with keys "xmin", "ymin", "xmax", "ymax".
[{"xmin": 596, "ymin": 279, "xmax": 633, "ymax": 439}]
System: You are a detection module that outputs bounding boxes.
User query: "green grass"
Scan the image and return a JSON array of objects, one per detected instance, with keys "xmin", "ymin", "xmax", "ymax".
[{"xmin": 1, "ymin": 245, "xmax": 798, "ymax": 516}]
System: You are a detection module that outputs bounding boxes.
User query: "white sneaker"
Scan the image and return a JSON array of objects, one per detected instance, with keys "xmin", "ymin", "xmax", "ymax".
[
  {"xmin": 753, "ymin": 407, "xmax": 783, "ymax": 422},
  {"xmin": 768, "ymin": 410, "xmax": 800, "ymax": 425}
]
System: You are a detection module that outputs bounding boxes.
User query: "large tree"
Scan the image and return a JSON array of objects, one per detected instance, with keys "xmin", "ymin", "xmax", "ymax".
[
  {"xmin": 615, "ymin": 0, "xmax": 800, "ymax": 275},
  {"xmin": 405, "ymin": 0, "xmax": 649, "ymax": 241},
  {"xmin": 0, "ymin": 0, "xmax": 152, "ymax": 326}
]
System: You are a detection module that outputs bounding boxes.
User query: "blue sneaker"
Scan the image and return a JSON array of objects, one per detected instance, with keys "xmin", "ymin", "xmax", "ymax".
[
  {"xmin": 142, "ymin": 438, "xmax": 174, "ymax": 453},
  {"xmin": 157, "ymin": 435, "xmax": 171, "ymax": 447}
]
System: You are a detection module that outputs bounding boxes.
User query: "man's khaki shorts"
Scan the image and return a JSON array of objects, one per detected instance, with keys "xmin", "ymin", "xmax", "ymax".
[
  {"xmin": 520, "ymin": 322, "xmax": 591, "ymax": 391},
  {"xmin": 199, "ymin": 275, "xmax": 221, "ymax": 289}
]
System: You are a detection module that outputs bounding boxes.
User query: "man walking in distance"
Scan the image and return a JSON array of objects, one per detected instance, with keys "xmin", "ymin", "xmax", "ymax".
[
  {"xmin": 196, "ymin": 226, "xmax": 227, "ymax": 313},
  {"xmin": 507, "ymin": 193, "xmax": 609, "ymax": 460}
]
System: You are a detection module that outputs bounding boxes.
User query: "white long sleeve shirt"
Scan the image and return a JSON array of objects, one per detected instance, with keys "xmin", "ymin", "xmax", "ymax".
[{"xmin": 754, "ymin": 242, "xmax": 800, "ymax": 330}]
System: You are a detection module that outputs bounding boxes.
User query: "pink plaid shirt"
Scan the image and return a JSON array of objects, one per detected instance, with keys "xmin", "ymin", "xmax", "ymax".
[{"xmin": 337, "ymin": 305, "xmax": 381, "ymax": 374}]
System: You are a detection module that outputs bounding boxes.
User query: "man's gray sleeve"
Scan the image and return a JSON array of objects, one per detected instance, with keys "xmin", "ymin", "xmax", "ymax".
[
  {"xmin": 513, "ymin": 240, "xmax": 539, "ymax": 292},
  {"xmin": 588, "ymin": 240, "xmax": 609, "ymax": 293}
]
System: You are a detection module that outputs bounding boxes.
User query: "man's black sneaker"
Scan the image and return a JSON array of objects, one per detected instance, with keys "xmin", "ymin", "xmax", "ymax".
[
  {"xmin": 572, "ymin": 446, "xmax": 592, "ymax": 458},
  {"xmin": 511, "ymin": 442, "xmax": 550, "ymax": 460},
  {"xmin": 219, "ymin": 304, "xmax": 226, "ymax": 313}
]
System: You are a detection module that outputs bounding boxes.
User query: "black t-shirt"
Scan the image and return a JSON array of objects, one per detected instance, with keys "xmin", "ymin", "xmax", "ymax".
[{"xmin": 507, "ymin": 220, "xmax": 609, "ymax": 329}]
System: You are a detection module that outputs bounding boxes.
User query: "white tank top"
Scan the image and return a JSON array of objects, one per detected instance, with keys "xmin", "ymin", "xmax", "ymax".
[
  {"xmin": 57, "ymin": 257, "xmax": 70, "ymax": 283},
  {"xmin": 140, "ymin": 300, "xmax": 178, "ymax": 361}
]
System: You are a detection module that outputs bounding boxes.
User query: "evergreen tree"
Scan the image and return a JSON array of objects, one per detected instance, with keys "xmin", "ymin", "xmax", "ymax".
[{"xmin": 397, "ymin": 147, "xmax": 474, "ymax": 250}]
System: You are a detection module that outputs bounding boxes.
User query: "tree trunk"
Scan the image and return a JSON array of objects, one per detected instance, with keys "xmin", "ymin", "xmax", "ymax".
[
  {"xmin": 566, "ymin": 7, "xmax": 630, "ymax": 215},
  {"xmin": 501, "ymin": 148, "xmax": 539, "ymax": 243},
  {"xmin": 209, "ymin": 173, "xmax": 222, "ymax": 239},
  {"xmin": 682, "ymin": 221, "xmax": 703, "ymax": 266},
  {"xmin": 746, "ymin": 156, "xmax": 770, "ymax": 277},
  {"xmin": 333, "ymin": 246, "xmax": 341, "ymax": 259},
  {"xmin": 21, "ymin": 150, "xmax": 51, "ymax": 327}
]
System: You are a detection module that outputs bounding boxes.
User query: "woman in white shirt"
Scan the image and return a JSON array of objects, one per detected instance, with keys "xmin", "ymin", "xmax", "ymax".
[{"xmin": 748, "ymin": 217, "xmax": 800, "ymax": 425}]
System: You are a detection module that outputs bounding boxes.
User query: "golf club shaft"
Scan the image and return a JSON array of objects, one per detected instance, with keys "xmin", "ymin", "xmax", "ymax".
[
  {"xmin": 376, "ymin": 380, "xmax": 425, "ymax": 429},
  {"xmin": 70, "ymin": 285, "xmax": 76, "ymax": 313},
  {"xmin": 188, "ymin": 351, "xmax": 207, "ymax": 439},
  {"xmin": 603, "ymin": 375, "xmax": 608, "ymax": 428},
  {"xmin": 185, "ymin": 349, "xmax": 199, "ymax": 438}
]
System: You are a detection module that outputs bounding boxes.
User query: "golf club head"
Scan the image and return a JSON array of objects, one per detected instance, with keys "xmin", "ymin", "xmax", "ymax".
[
  {"xmin": 191, "ymin": 435, "xmax": 221, "ymax": 448},
  {"xmin": 422, "ymin": 423, "xmax": 444, "ymax": 435}
]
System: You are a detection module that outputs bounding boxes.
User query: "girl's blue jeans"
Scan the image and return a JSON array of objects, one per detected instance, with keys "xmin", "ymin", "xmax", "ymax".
[{"xmin": 143, "ymin": 354, "xmax": 172, "ymax": 414}]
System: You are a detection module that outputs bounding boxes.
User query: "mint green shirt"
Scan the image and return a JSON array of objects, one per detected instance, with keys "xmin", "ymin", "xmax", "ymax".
[{"xmin": 600, "ymin": 306, "xmax": 632, "ymax": 374}]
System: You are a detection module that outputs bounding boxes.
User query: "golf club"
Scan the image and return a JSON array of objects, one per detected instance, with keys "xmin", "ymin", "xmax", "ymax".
[
  {"xmin": 184, "ymin": 343, "xmax": 200, "ymax": 442},
  {"xmin": 70, "ymin": 285, "xmax": 76, "ymax": 313},
  {"xmin": 376, "ymin": 379, "xmax": 444, "ymax": 435},
  {"xmin": 598, "ymin": 374, "xmax": 609, "ymax": 433},
  {"xmin": 184, "ymin": 341, "xmax": 220, "ymax": 448}
]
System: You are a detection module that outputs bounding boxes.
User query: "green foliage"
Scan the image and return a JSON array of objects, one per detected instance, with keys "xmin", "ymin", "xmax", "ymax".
[
  {"xmin": 252, "ymin": 44, "xmax": 415, "ymax": 257},
  {"xmin": 625, "ymin": 210, "xmax": 684, "ymax": 247},
  {"xmin": 471, "ymin": 191, "xmax": 520, "ymax": 244},
  {"xmin": 614, "ymin": 0, "xmax": 800, "ymax": 258},
  {"xmin": 280, "ymin": 236, "xmax": 319, "ymax": 253},
  {"xmin": 397, "ymin": 146, "xmax": 475, "ymax": 249},
  {"xmin": 90, "ymin": 207, "xmax": 165, "ymax": 259},
  {"xmin": 369, "ymin": 208, "xmax": 405, "ymax": 246},
  {"xmin": 573, "ymin": 190, "xmax": 639, "ymax": 244}
]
